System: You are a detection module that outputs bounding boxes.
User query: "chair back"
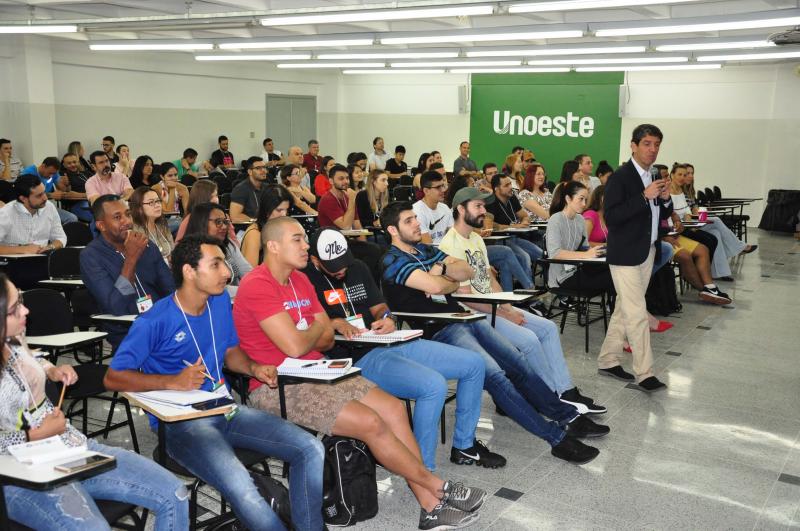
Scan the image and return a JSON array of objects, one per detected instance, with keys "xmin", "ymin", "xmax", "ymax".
[
  {"xmin": 63, "ymin": 222, "xmax": 93, "ymax": 246},
  {"xmin": 0, "ymin": 180, "xmax": 14, "ymax": 203},
  {"xmin": 704, "ymin": 187, "xmax": 714, "ymax": 201},
  {"xmin": 22, "ymin": 288, "xmax": 74, "ymax": 335},
  {"xmin": 71, "ymin": 288, "xmax": 100, "ymax": 330},
  {"xmin": 48, "ymin": 247, "xmax": 82, "ymax": 279},
  {"xmin": 713, "ymin": 185, "xmax": 722, "ymax": 200},
  {"xmin": 392, "ymin": 185, "xmax": 413, "ymax": 202},
  {"xmin": 219, "ymin": 192, "xmax": 232, "ymax": 211},
  {"xmin": 696, "ymin": 190, "xmax": 707, "ymax": 205}
]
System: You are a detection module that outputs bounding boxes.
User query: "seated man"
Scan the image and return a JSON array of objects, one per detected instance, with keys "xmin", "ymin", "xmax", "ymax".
[
  {"xmin": 85, "ymin": 151, "xmax": 133, "ymax": 204},
  {"xmin": 440, "ymin": 188, "xmax": 604, "ymax": 414},
  {"xmin": 57, "ymin": 152, "xmax": 93, "ymax": 223},
  {"xmin": 303, "ymin": 227, "xmax": 505, "ymax": 471},
  {"xmin": 210, "ymin": 135, "xmax": 236, "ymax": 170},
  {"xmin": 229, "ymin": 156, "xmax": 268, "ymax": 222},
  {"xmin": 413, "ymin": 170, "xmax": 452, "ymax": 245},
  {"xmin": 379, "ymin": 201, "xmax": 609, "ymax": 465},
  {"xmin": 104, "ymin": 235, "xmax": 323, "ymax": 531},
  {"xmin": 0, "ymin": 137, "xmax": 23, "ymax": 182},
  {"xmin": 0, "ymin": 174, "xmax": 66, "ymax": 255},
  {"xmin": 20, "ymin": 157, "xmax": 78, "ymax": 224},
  {"xmin": 233, "ymin": 217, "xmax": 486, "ymax": 530},
  {"xmin": 485, "ymin": 173, "xmax": 543, "ymax": 274},
  {"xmin": 80, "ymin": 195, "xmax": 174, "ymax": 350}
]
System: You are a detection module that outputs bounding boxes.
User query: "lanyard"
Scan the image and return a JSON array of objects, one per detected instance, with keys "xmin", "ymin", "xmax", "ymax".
[
  {"xmin": 174, "ymin": 295, "xmax": 221, "ymax": 383},
  {"xmin": 287, "ymin": 276, "xmax": 303, "ymax": 322},
  {"xmin": 318, "ymin": 267, "xmax": 357, "ymax": 317},
  {"xmin": 117, "ymin": 251, "xmax": 147, "ymax": 298},
  {"xmin": 497, "ymin": 198, "xmax": 518, "ymax": 224},
  {"xmin": 402, "ymin": 246, "xmax": 430, "ymax": 272}
]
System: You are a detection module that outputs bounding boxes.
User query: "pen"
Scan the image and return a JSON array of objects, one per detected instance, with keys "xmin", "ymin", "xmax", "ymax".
[
  {"xmin": 56, "ymin": 383, "xmax": 68, "ymax": 410},
  {"xmin": 380, "ymin": 310, "xmax": 392, "ymax": 321},
  {"xmin": 302, "ymin": 360, "xmax": 327, "ymax": 368},
  {"xmin": 183, "ymin": 359, "xmax": 214, "ymax": 380}
]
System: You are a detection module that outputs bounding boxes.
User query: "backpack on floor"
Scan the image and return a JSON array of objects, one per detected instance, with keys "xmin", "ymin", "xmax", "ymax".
[
  {"xmin": 207, "ymin": 470, "xmax": 292, "ymax": 531},
  {"xmin": 322, "ymin": 436, "xmax": 378, "ymax": 526},
  {"xmin": 646, "ymin": 264, "xmax": 683, "ymax": 317}
]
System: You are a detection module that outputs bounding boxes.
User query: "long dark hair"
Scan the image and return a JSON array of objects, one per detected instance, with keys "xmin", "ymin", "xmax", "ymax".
[
  {"xmin": 586, "ymin": 184, "xmax": 606, "ymax": 213},
  {"xmin": 185, "ymin": 202, "xmax": 229, "ymax": 247},
  {"xmin": 0, "ymin": 273, "xmax": 10, "ymax": 371},
  {"xmin": 129, "ymin": 186, "xmax": 168, "ymax": 230},
  {"xmin": 559, "ymin": 160, "xmax": 579, "ymax": 184},
  {"xmin": 549, "ymin": 180, "xmax": 587, "ymax": 216},
  {"xmin": 130, "ymin": 155, "xmax": 157, "ymax": 188},
  {"xmin": 416, "ymin": 152, "xmax": 431, "ymax": 174},
  {"xmin": 256, "ymin": 184, "xmax": 294, "ymax": 230}
]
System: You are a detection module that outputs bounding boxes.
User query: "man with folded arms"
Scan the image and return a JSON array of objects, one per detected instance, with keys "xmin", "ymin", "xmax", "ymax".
[
  {"xmin": 105, "ymin": 234, "xmax": 325, "ymax": 531},
  {"xmin": 303, "ymin": 227, "xmax": 505, "ymax": 472},
  {"xmin": 439, "ymin": 187, "xmax": 605, "ymax": 415},
  {"xmin": 380, "ymin": 201, "xmax": 609, "ymax": 465},
  {"xmin": 233, "ymin": 217, "xmax": 487, "ymax": 530}
]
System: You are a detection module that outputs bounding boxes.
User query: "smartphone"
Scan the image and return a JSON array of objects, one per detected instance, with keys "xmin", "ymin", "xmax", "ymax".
[
  {"xmin": 54, "ymin": 453, "xmax": 114, "ymax": 474},
  {"xmin": 191, "ymin": 397, "xmax": 235, "ymax": 411},
  {"xmin": 328, "ymin": 360, "xmax": 349, "ymax": 369}
]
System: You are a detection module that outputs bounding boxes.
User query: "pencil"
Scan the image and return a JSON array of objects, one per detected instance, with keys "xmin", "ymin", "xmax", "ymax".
[{"xmin": 56, "ymin": 383, "xmax": 67, "ymax": 410}]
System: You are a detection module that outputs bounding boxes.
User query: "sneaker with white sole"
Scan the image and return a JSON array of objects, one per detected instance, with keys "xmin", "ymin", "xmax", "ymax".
[
  {"xmin": 418, "ymin": 503, "xmax": 479, "ymax": 530},
  {"xmin": 450, "ymin": 440, "xmax": 507, "ymax": 469},
  {"xmin": 559, "ymin": 388, "xmax": 607, "ymax": 415},
  {"xmin": 699, "ymin": 286, "xmax": 732, "ymax": 305},
  {"xmin": 441, "ymin": 481, "xmax": 486, "ymax": 513}
]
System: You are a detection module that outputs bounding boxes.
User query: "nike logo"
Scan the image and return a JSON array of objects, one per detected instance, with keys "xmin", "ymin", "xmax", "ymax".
[
  {"xmin": 344, "ymin": 452, "xmax": 353, "ymax": 462},
  {"xmin": 327, "ymin": 292, "xmax": 341, "ymax": 304},
  {"xmin": 458, "ymin": 451, "xmax": 480, "ymax": 460},
  {"xmin": 429, "ymin": 216, "xmax": 445, "ymax": 231}
]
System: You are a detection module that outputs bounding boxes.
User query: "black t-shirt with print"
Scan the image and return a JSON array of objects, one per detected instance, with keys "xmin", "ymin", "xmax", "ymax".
[
  {"xmin": 486, "ymin": 194, "xmax": 524, "ymax": 225},
  {"xmin": 230, "ymin": 179, "xmax": 261, "ymax": 218}
]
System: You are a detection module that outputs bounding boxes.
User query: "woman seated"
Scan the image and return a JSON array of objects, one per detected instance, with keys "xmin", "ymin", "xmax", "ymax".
[
  {"xmin": 129, "ymin": 186, "xmax": 174, "ymax": 264},
  {"xmin": 412, "ymin": 152, "xmax": 433, "ymax": 192},
  {"xmin": 0, "ymin": 274, "xmax": 188, "ymax": 530},
  {"xmin": 663, "ymin": 226, "xmax": 733, "ymax": 305},
  {"xmin": 280, "ymin": 164, "xmax": 317, "ymax": 216},
  {"xmin": 313, "ymin": 155, "xmax": 336, "ymax": 198},
  {"xmin": 113, "ymin": 144, "xmax": 133, "ymax": 177},
  {"xmin": 355, "ymin": 170, "xmax": 389, "ymax": 228},
  {"xmin": 595, "ymin": 160, "xmax": 613, "ymax": 186},
  {"xmin": 519, "ymin": 163, "xmax": 552, "ymax": 222},
  {"xmin": 241, "ymin": 184, "xmax": 294, "ymax": 267},
  {"xmin": 128, "ymin": 155, "xmax": 158, "ymax": 189},
  {"xmin": 502, "ymin": 153, "xmax": 524, "ymax": 196},
  {"xmin": 151, "ymin": 162, "xmax": 189, "ymax": 231},
  {"xmin": 184, "ymin": 202, "xmax": 252, "ymax": 285},
  {"xmin": 174, "ymin": 179, "xmax": 237, "ymax": 245},
  {"xmin": 348, "ymin": 163, "xmax": 366, "ymax": 192}
]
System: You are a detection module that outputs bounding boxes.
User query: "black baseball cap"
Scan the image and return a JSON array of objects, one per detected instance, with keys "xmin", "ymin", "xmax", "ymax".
[{"xmin": 308, "ymin": 228, "xmax": 354, "ymax": 272}]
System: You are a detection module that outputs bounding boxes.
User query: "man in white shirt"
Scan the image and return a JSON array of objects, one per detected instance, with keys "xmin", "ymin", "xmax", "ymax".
[
  {"xmin": 367, "ymin": 136, "xmax": 391, "ymax": 171},
  {"xmin": 0, "ymin": 174, "xmax": 66, "ymax": 254},
  {"xmin": 575, "ymin": 154, "xmax": 601, "ymax": 191},
  {"xmin": 413, "ymin": 171, "xmax": 453, "ymax": 245},
  {"xmin": 260, "ymin": 137, "xmax": 284, "ymax": 171}
]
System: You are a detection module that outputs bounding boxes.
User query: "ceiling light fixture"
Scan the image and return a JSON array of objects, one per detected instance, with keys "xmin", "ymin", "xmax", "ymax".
[
  {"xmin": 0, "ymin": 25, "xmax": 77, "ymax": 34},
  {"xmin": 527, "ymin": 56, "xmax": 688, "ymax": 65},
  {"xmin": 391, "ymin": 60, "xmax": 521, "ymax": 68},
  {"xmin": 261, "ymin": 5, "xmax": 493, "ymax": 26},
  {"xmin": 219, "ymin": 38, "xmax": 373, "ymax": 50},
  {"xmin": 510, "ymin": 0, "xmax": 698, "ymax": 13},
  {"xmin": 577, "ymin": 64, "xmax": 722, "ymax": 71},
  {"xmin": 196, "ymin": 53, "xmax": 312, "ymax": 61},
  {"xmin": 467, "ymin": 45, "xmax": 646, "ymax": 57},
  {"xmin": 594, "ymin": 9, "xmax": 800, "ymax": 37},
  {"xmin": 655, "ymin": 40, "xmax": 776, "ymax": 52},
  {"xmin": 380, "ymin": 29, "xmax": 583, "ymax": 45},
  {"xmin": 449, "ymin": 67, "xmax": 571, "ymax": 73},
  {"xmin": 317, "ymin": 51, "xmax": 460, "ymax": 59},
  {"xmin": 277, "ymin": 62, "xmax": 386, "ymax": 69},
  {"xmin": 342, "ymin": 69, "xmax": 446, "ymax": 74},
  {"xmin": 696, "ymin": 50, "xmax": 800, "ymax": 61},
  {"xmin": 89, "ymin": 42, "xmax": 214, "ymax": 51}
]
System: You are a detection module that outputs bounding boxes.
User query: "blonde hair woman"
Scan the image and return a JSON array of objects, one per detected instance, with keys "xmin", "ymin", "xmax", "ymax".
[{"xmin": 356, "ymin": 169, "xmax": 389, "ymax": 228}]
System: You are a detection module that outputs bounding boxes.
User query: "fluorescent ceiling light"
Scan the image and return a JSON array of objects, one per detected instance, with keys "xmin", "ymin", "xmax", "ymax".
[
  {"xmin": 467, "ymin": 45, "xmax": 646, "ymax": 57},
  {"xmin": 196, "ymin": 54, "xmax": 311, "ymax": 61},
  {"xmin": 595, "ymin": 10, "xmax": 800, "ymax": 37},
  {"xmin": 510, "ymin": 0, "xmax": 698, "ymax": 13},
  {"xmin": 317, "ymin": 51, "xmax": 460, "ymax": 59},
  {"xmin": 261, "ymin": 5, "xmax": 493, "ymax": 26},
  {"xmin": 343, "ymin": 69, "xmax": 446, "ymax": 74},
  {"xmin": 380, "ymin": 29, "xmax": 583, "ymax": 45},
  {"xmin": 391, "ymin": 60, "xmax": 521, "ymax": 68},
  {"xmin": 90, "ymin": 42, "xmax": 214, "ymax": 51},
  {"xmin": 219, "ymin": 38, "xmax": 373, "ymax": 50},
  {"xmin": 450, "ymin": 67, "xmax": 571, "ymax": 73},
  {"xmin": 577, "ymin": 64, "xmax": 722, "ymax": 71},
  {"xmin": 528, "ymin": 56, "xmax": 688, "ymax": 65},
  {"xmin": 697, "ymin": 50, "xmax": 800, "ymax": 61},
  {"xmin": 278, "ymin": 62, "xmax": 385, "ymax": 69},
  {"xmin": 655, "ymin": 40, "xmax": 776, "ymax": 52},
  {"xmin": 0, "ymin": 25, "xmax": 77, "ymax": 34}
]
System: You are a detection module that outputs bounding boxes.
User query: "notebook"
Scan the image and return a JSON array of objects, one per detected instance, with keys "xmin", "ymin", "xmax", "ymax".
[
  {"xmin": 8, "ymin": 435, "xmax": 88, "ymax": 465},
  {"xmin": 278, "ymin": 358, "xmax": 354, "ymax": 377},
  {"xmin": 334, "ymin": 329, "xmax": 423, "ymax": 344},
  {"xmin": 127, "ymin": 389, "xmax": 221, "ymax": 407}
]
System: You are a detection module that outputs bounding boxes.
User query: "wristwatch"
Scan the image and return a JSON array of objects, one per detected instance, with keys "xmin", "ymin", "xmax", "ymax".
[{"xmin": 435, "ymin": 261, "xmax": 447, "ymax": 276}]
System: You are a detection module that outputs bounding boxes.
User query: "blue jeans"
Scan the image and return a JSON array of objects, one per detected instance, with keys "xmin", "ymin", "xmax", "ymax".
[
  {"xmin": 69, "ymin": 201, "xmax": 93, "ymax": 223},
  {"xmin": 5, "ymin": 439, "xmax": 189, "ymax": 531},
  {"xmin": 494, "ymin": 310, "xmax": 574, "ymax": 395},
  {"xmin": 433, "ymin": 320, "xmax": 575, "ymax": 447},
  {"xmin": 355, "ymin": 339, "xmax": 485, "ymax": 471},
  {"xmin": 164, "ymin": 405, "xmax": 324, "ymax": 531},
  {"xmin": 652, "ymin": 241, "xmax": 673, "ymax": 275},
  {"xmin": 507, "ymin": 236, "xmax": 543, "ymax": 273},
  {"xmin": 487, "ymin": 244, "xmax": 533, "ymax": 290},
  {"xmin": 58, "ymin": 207, "xmax": 78, "ymax": 225}
]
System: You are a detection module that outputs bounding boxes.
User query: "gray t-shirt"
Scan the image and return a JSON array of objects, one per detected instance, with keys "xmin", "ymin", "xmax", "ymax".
[
  {"xmin": 546, "ymin": 211, "xmax": 588, "ymax": 287},
  {"xmin": 453, "ymin": 156, "xmax": 477, "ymax": 177}
]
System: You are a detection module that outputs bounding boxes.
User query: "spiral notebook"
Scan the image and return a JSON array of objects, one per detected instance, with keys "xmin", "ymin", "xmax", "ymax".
[
  {"xmin": 278, "ymin": 358, "xmax": 354, "ymax": 377},
  {"xmin": 334, "ymin": 329, "xmax": 423, "ymax": 344}
]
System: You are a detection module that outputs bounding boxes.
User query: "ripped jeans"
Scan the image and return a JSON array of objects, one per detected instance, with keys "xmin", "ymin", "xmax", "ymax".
[{"xmin": 4, "ymin": 439, "xmax": 189, "ymax": 531}]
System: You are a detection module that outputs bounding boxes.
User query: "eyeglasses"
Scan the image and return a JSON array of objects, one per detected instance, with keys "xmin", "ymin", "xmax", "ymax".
[
  {"xmin": 426, "ymin": 184, "xmax": 448, "ymax": 191},
  {"xmin": 7, "ymin": 293, "xmax": 24, "ymax": 317},
  {"xmin": 252, "ymin": 165, "xmax": 267, "ymax": 171},
  {"xmin": 210, "ymin": 218, "xmax": 231, "ymax": 228},
  {"xmin": 141, "ymin": 200, "xmax": 161, "ymax": 207}
]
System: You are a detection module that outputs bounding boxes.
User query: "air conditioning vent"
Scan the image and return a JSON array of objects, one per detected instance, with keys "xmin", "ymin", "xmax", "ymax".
[{"xmin": 768, "ymin": 27, "xmax": 800, "ymax": 45}]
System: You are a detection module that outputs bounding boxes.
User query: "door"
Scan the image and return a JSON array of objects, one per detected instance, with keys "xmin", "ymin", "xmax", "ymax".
[{"xmin": 265, "ymin": 94, "xmax": 317, "ymax": 155}]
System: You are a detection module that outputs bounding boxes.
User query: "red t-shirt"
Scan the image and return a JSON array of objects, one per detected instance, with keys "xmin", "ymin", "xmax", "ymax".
[
  {"xmin": 302, "ymin": 153, "xmax": 322, "ymax": 172},
  {"xmin": 233, "ymin": 265, "xmax": 325, "ymax": 390},
  {"xmin": 314, "ymin": 173, "xmax": 331, "ymax": 197},
  {"xmin": 317, "ymin": 191, "xmax": 359, "ymax": 228}
]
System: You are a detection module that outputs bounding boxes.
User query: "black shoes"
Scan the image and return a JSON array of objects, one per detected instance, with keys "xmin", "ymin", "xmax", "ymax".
[
  {"xmin": 551, "ymin": 436, "xmax": 600, "ymax": 465},
  {"xmin": 565, "ymin": 415, "xmax": 611, "ymax": 439},
  {"xmin": 559, "ymin": 387, "xmax": 607, "ymax": 415},
  {"xmin": 699, "ymin": 286, "xmax": 732, "ymax": 305},
  {"xmin": 598, "ymin": 365, "xmax": 635, "ymax": 381},
  {"xmin": 637, "ymin": 376, "xmax": 667, "ymax": 393},
  {"xmin": 741, "ymin": 244, "xmax": 758, "ymax": 254},
  {"xmin": 450, "ymin": 440, "xmax": 507, "ymax": 469}
]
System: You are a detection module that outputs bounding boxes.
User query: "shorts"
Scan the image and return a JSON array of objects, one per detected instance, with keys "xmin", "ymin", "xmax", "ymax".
[{"xmin": 671, "ymin": 235, "xmax": 699, "ymax": 255}]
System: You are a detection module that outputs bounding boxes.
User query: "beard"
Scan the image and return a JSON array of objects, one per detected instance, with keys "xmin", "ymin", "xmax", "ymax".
[{"xmin": 464, "ymin": 212, "xmax": 484, "ymax": 229}]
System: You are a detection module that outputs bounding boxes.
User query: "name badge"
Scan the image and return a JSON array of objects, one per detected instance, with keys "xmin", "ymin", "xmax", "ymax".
[
  {"xmin": 212, "ymin": 379, "xmax": 231, "ymax": 399},
  {"xmin": 296, "ymin": 317, "xmax": 309, "ymax": 331},
  {"xmin": 346, "ymin": 314, "xmax": 366, "ymax": 330},
  {"xmin": 136, "ymin": 295, "xmax": 153, "ymax": 313},
  {"xmin": 431, "ymin": 294, "xmax": 448, "ymax": 304}
]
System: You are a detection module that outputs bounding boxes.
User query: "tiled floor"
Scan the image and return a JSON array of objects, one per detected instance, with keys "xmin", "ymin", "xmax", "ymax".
[{"xmin": 90, "ymin": 229, "xmax": 800, "ymax": 530}]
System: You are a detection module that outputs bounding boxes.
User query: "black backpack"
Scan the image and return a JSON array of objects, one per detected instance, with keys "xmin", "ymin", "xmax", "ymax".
[
  {"xmin": 646, "ymin": 264, "xmax": 682, "ymax": 317},
  {"xmin": 207, "ymin": 470, "xmax": 292, "ymax": 531},
  {"xmin": 322, "ymin": 436, "xmax": 378, "ymax": 526}
]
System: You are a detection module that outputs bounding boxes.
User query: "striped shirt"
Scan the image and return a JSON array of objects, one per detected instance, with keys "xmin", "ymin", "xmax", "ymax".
[{"xmin": 0, "ymin": 200, "xmax": 66, "ymax": 247}]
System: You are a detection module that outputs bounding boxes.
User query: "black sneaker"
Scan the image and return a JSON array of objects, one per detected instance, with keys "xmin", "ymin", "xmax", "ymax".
[
  {"xmin": 550, "ymin": 436, "xmax": 599, "ymax": 465},
  {"xmin": 419, "ymin": 502, "xmax": 479, "ymax": 530},
  {"xmin": 441, "ymin": 481, "xmax": 486, "ymax": 513},
  {"xmin": 598, "ymin": 365, "xmax": 635, "ymax": 381},
  {"xmin": 564, "ymin": 415, "xmax": 611, "ymax": 439},
  {"xmin": 699, "ymin": 286, "xmax": 732, "ymax": 305},
  {"xmin": 637, "ymin": 376, "xmax": 667, "ymax": 393},
  {"xmin": 450, "ymin": 440, "xmax": 507, "ymax": 469},
  {"xmin": 559, "ymin": 388, "xmax": 607, "ymax": 415},
  {"xmin": 556, "ymin": 296, "xmax": 574, "ymax": 309}
]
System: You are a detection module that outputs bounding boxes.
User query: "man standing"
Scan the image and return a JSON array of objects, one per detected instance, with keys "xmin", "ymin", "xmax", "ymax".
[
  {"xmin": 597, "ymin": 124, "xmax": 673, "ymax": 392},
  {"xmin": 101, "ymin": 136, "xmax": 119, "ymax": 166},
  {"xmin": 210, "ymin": 135, "xmax": 236, "ymax": 169},
  {"xmin": 367, "ymin": 137, "xmax": 390, "ymax": 171},
  {"xmin": 0, "ymin": 174, "xmax": 66, "ymax": 255},
  {"xmin": 413, "ymin": 171, "xmax": 452, "ymax": 245},
  {"xmin": 85, "ymin": 151, "xmax": 133, "ymax": 204},
  {"xmin": 453, "ymin": 142, "xmax": 480, "ymax": 179},
  {"xmin": 0, "ymin": 138, "xmax": 23, "ymax": 182},
  {"xmin": 229, "ymin": 157, "xmax": 268, "ymax": 222}
]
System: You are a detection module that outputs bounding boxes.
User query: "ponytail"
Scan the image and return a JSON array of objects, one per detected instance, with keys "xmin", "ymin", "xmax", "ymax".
[{"xmin": 549, "ymin": 180, "xmax": 586, "ymax": 216}]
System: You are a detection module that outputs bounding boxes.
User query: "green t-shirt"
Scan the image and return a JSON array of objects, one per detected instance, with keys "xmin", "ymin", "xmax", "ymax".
[{"xmin": 173, "ymin": 159, "xmax": 199, "ymax": 178}]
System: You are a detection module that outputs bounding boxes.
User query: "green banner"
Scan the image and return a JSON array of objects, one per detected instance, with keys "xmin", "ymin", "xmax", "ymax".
[{"xmin": 469, "ymin": 72, "xmax": 623, "ymax": 179}]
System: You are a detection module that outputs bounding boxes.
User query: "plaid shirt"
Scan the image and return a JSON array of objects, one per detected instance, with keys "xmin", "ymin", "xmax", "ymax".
[{"xmin": 0, "ymin": 200, "xmax": 66, "ymax": 247}]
